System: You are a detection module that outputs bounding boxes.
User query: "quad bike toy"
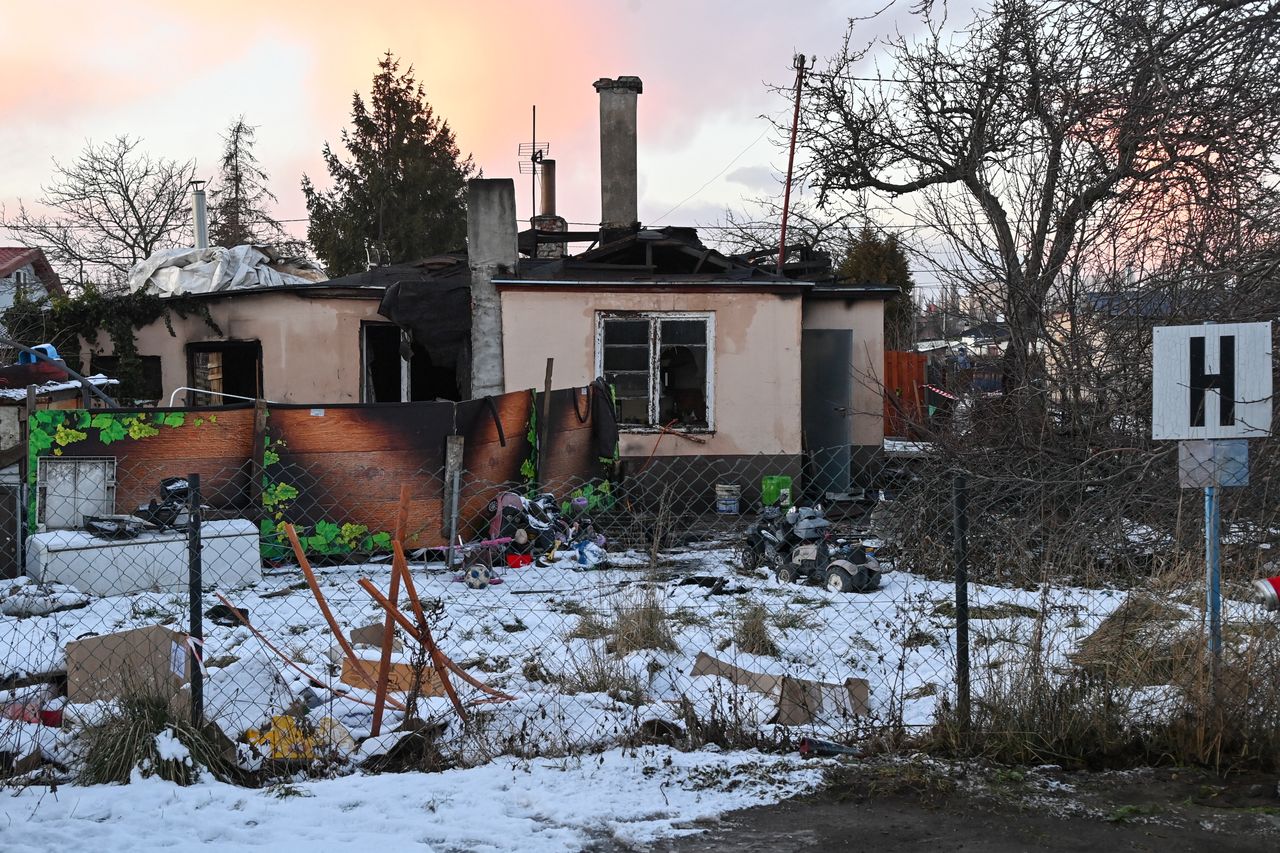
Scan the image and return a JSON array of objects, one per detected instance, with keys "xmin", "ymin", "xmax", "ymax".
[{"xmin": 744, "ymin": 504, "xmax": 881, "ymax": 593}]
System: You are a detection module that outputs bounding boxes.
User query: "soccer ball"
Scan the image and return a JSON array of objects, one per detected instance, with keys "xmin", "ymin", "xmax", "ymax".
[{"xmin": 464, "ymin": 564, "xmax": 492, "ymax": 589}]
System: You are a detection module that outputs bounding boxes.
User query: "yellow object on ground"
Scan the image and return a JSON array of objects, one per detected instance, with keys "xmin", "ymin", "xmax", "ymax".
[{"xmin": 244, "ymin": 715, "xmax": 355, "ymax": 759}]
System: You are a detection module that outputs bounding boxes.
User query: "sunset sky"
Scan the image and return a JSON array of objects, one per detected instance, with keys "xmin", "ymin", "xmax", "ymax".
[{"xmin": 0, "ymin": 0, "xmax": 943, "ymax": 255}]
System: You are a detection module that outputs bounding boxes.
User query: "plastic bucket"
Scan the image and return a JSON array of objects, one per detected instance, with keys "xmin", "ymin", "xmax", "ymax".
[
  {"xmin": 715, "ymin": 483, "xmax": 741, "ymax": 514},
  {"xmin": 761, "ymin": 475, "xmax": 793, "ymax": 507}
]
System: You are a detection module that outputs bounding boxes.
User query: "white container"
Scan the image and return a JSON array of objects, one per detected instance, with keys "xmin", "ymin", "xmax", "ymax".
[
  {"xmin": 715, "ymin": 483, "xmax": 741, "ymax": 514},
  {"xmin": 26, "ymin": 519, "xmax": 263, "ymax": 597}
]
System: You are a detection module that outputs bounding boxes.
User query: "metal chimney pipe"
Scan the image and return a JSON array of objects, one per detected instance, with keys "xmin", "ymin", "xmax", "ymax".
[
  {"xmin": 540, "ymin": 159, "xmax": 557, "ymax": 217},
  {"xmin": 593, "ymin": 76, "xmax": 643, "ymax": 243},
  {"xmin": 531, "ymin": 159, "xmax": 567, "ymax": 259},
  {"xmin": 191, "ymin": 180, "xmax": 209, "ymax": 249}
]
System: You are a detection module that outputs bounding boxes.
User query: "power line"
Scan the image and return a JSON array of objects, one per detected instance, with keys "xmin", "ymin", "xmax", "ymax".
[
  {"xmin": 3, "ymin": 217, "xmax": 310, "ymax": 232},
  {"xmin": 648, "ymin": 129, "xmax": 772, "ymax": 226}
]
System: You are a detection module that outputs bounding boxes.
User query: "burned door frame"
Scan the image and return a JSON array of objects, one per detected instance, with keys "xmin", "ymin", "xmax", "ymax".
[
  {"xmin": 361, "ymin": 321, "xmax": 411, "ymax": 403},
  {"xmin": 186, "ymin": 339, "xmax": 263, "ymax": 405},
  {"xmin": 360, "ymin": 321, "xmax": 463, "ymax": 403}
]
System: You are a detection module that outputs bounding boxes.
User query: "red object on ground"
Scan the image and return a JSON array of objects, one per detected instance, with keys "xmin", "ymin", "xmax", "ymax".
[
  {"xmin": 506, "ymin": 554, "xmax": 533, "ymax": 568},
  {"xmin": 37, "ymin": 708, "xmax": 63, "ymax": 727},
  {"xmin": 1253, "ymin": 575, "xmax": 1280, "ymax": 611}
]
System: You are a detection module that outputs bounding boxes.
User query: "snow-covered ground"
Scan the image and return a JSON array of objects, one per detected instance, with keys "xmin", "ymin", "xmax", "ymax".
[
  {"xmin": 0, "ymin": 746, "xmax": 826, "ymax": 852},
  {"xmin": 8, "ymin": 540, "xmax": 1253, "ymax": 848},
  {"xmin": 2, "ymin": 545, "xmax": 1144, "ymax": 771}
]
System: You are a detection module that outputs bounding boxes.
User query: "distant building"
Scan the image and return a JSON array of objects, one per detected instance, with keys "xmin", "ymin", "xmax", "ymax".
[{"xmin": 0, "ymin": 247, "xmax": 64, "ymax": 311}]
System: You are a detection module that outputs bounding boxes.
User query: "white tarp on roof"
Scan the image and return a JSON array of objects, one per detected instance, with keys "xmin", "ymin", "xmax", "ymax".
[{"xmin": 126, "ymin": 245, "xmax": 326, "ymax": 296}]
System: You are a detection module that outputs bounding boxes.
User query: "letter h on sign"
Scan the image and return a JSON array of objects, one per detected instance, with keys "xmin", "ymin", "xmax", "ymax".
[
  {"xmin": 1152, "ymin": 321, "xmax": 1271, "ymax": 441},
  {"xmin": 1190, "ymin": 335, "xmax": 1235, "ymax": 428}
]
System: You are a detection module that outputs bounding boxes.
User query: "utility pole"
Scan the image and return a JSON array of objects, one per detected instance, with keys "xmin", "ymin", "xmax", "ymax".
[{"xmin": 778, "ymin": 53, "xmax": 812, "ymax": 274}]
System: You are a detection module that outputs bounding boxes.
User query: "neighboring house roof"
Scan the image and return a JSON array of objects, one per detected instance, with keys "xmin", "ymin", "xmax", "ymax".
[
  {"xmin": 0, "ymin": 247, "xmax": 64, "ymax": 296},
  {"xmin": 959, "ymin": 322, "xmax": 1011, "ymax": 342},
  {"xmin": 1084, "ymin": 290, "xmax": 1173, "ymax": 318}
]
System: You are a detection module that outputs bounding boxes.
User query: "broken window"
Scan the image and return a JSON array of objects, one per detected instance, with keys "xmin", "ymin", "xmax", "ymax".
[
  {"xmin": 598, "ymin": 312, "xmax": 713, "ymax": 430},
  {"xmin": 362, "ymin": 322, "xmax": 460, "ymax": 403},
  {"xmin": 187, "ymin": 341, "xmax": 262, "ymax": 406}
]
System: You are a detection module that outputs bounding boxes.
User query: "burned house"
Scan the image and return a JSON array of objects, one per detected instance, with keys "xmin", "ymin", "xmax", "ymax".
[
  {"xmin": 381, "ymin": 76, "xmax": 894, "ymax": 501},
  {"xmin": 76, "ymin": 264, "xmax": 469, "ymax": 407}
]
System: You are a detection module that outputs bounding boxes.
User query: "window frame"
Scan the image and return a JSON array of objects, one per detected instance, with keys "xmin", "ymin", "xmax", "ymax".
[
  {"xmin": 595, "ymin": 311, "xmax": 715, "ymax": 432},
  {"xmin": 185, "ymin": 339, "xmax": 263, "ymax": 406}
]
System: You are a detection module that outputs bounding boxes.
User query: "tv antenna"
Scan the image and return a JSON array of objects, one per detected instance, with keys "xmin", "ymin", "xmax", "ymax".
[{"xmin": 518, "ymin": 105, "xmax": 550, "ymax": 218}]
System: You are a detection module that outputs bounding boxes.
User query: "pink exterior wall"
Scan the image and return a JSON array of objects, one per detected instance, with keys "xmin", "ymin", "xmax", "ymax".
[
  {"xmin": 499, "ymin": 288, "xmax": 805, "ymax": 457},
  {"xmin": 82, "ymin": 292, "xmax": 388, "ymax": 404},
  {"xmin": 802, "ymin": 297, "xmax": 886, "ymax": 449}
]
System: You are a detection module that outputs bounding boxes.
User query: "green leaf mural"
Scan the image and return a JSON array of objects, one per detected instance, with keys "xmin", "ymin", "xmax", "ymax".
[{"xmin": 257, "ymin": 420, "xmax": 395, "ymax": 560}]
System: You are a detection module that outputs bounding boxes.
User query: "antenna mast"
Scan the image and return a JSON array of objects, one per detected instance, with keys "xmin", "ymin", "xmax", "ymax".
[{"xmin": 518, "ymin": 106, "xmax": 550, "ymax": 220}]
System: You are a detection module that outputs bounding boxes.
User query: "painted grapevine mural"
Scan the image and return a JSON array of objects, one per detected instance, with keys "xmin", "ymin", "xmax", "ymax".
[{"xmin": 27, "ymin": 389, "xmax": 613, "ymax": 560}]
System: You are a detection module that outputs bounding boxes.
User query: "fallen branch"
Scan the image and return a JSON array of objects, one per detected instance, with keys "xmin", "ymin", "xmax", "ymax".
[{"xmin": 284, "ymin": 523, "xmax": 382, "ymax": 695}]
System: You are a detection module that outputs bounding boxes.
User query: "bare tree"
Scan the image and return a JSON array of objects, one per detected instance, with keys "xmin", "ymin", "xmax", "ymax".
[
  {"xmin": 3, "ymin": 136, "xmax": 195, "ymax": 289},
  {"xmin": 801, "ymin": 1, "xmax": 1280, "ymax": 415}
]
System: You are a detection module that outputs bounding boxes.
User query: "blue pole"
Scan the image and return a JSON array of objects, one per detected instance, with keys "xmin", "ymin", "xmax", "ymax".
[{"xmin": 1205, "ymin": 482, "xmax": 1222, "ymax": 664}]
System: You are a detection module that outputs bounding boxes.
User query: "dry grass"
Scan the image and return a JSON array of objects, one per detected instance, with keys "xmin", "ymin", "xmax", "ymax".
[
  {"xmin": 565, "ymin": 592, "xmax": 676, "ymax": 658},
  {"xmin": 931, "ymin": 597, "xmax": 1280, "ymax": 773},
  {"xmin": 1069, "ymin": 593, "xmax": 1201, "ymax": 686},
  {"xmin": 733, "ymin": 604, "xmax": 780, "ymax": 657},
  {"xmin": 79, "ymin": 694, "xmax": 234, "ymax": 785},
  {"xmin": 558, "ymin": 645, "xmax": 646, "ymax": 706},
  {"xmin": 613, "ymin": 591, "xmax": 677, "ymax": 655},
  {"xmin": 568, "ymin": 612, "xmax": 612, "ymax": 641}
]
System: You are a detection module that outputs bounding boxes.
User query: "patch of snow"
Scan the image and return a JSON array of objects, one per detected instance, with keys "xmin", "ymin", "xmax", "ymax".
[
  {"xmin": 0, "ymin": 747, "xmax": 824, "ymax": 853},
  {"xmin": 153, "ymin": 728, "xmax": 191, "ymax": 764}
]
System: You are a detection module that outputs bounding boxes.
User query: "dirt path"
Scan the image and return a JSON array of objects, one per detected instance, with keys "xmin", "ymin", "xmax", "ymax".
[{"xmin": 619, "ymin": 760, "xmax": 1280, "ymax": 852}]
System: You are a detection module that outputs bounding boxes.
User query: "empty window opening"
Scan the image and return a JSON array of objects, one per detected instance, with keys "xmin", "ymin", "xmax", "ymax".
[
  {"xmin": 363, "ymin": 323, "xmax": 460, "ymax": 403},
  {"xmin": 188, "ymin": 341, "xmax": 262, "ymax": 406},
  {"xmin": 91, "ymin": 355, "xmax": 163, "ymax": 403}
]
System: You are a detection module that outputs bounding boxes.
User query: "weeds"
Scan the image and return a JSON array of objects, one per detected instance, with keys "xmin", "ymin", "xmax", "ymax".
[
  {"xmin": 612, "ymin": 591, "xmax": 676, "ymax": 655},
  {"xmin": 558, "ymin": 645, "xmax": 646, "ymax": 706},
  {"xmin": 78, "ymin": 694, "xmax": 234, "ymax": 785},
  {"xmin": 733, "ymin": 604, "xmax": 780, "ymax": 657}
]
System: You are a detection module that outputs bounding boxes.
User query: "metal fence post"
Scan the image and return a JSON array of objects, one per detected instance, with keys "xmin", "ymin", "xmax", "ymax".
[
  {"xmin": 1205, "ymin": 479, "xmax": 1222, "ymax": 695},
  {"xmin": 952, "ymin": 474, "xmax": 971, "ymax": 732},
  {"xmin": 187, "ymin": 472, "xmax": 204, "ymax": 727},
  {"xmin": 445, "ymin": 436, "xmax": 464, "ymax": 569}
]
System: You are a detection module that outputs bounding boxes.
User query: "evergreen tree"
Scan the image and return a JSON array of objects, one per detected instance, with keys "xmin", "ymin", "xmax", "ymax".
[
  {"xmin": 209, "ymin": 118, "xmax": 289, "ymax": 249},
  {"xmin": 302, "ymin": 52, "xmax": 475, "ymax": 276},
  {"xmin": 838, "ymin": 227, "xmax": 915, "ymax": 349}
]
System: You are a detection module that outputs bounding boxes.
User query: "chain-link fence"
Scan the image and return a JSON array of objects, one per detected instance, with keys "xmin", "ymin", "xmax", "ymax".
[{"xmin": 3, "ymin": 434, "xmax": 1279, "ymax": 783}]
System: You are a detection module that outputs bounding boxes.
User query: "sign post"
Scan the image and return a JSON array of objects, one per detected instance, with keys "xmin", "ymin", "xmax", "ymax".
[{"xmin": 1152, "ymin": 321, "xmax": 1272, "ymax": 682}]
